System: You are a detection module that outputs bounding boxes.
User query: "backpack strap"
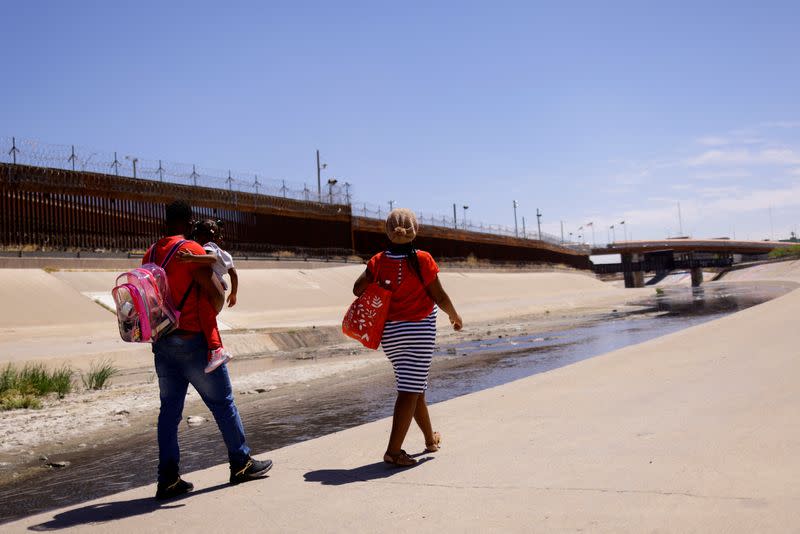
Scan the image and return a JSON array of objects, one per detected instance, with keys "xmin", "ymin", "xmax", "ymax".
[
  {"xmin": 176, "ymin": 281, "xmax": 196, "ymax": 311},
  {"xmin": 159, "ymin": 239, "xmax": 188, "ymax": 269}
]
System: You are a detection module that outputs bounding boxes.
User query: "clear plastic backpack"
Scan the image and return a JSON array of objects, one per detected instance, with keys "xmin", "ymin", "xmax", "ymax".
[{"xmin": 112, "ymin": 240, "xmax": 191, "ymax": 343}]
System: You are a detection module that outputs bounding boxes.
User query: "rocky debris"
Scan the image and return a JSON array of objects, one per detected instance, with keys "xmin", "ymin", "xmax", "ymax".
[
  {"xmin": 46, "ymin": 460, "xmax": 70, "ymax": 468},
  {"xmin": 186, "ymin": 416, "xmax": 206, "ymax": 427}
]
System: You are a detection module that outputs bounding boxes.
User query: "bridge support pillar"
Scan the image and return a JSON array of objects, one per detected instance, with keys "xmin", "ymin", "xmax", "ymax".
[
  {"xmin": 622, "ymin": 253, "xmax": 645, "ymax": 288},
  {"xmin": 691, "ymin": 266, "xmax": 703, "ymax": 287}
]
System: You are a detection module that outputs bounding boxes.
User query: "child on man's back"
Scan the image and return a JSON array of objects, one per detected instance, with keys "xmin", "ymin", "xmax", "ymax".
[{"xmin": 178, "ymin": 219, "xmax": 238, "ymax": 373}]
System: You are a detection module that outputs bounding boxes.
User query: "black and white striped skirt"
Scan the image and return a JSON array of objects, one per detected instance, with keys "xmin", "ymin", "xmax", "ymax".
[{"xmin": 381, "ymin": 307, "xmax": 438, "ymax": 393}]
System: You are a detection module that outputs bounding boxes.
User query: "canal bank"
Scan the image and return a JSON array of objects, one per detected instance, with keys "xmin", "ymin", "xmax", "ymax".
[{"xmin": 3, "ymin": 276, "xmax": 800, "ymax": 531}]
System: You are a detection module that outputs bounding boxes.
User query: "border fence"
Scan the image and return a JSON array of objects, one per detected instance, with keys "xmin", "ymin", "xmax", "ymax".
[{"xmin": 1, "ymin": 136, "xmax": 582, "ymax": 249}]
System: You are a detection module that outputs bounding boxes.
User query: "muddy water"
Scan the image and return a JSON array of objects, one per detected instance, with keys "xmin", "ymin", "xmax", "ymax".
[{"xmin": 0, "ymin": 281, "xmax": 793, "ymax": 524}]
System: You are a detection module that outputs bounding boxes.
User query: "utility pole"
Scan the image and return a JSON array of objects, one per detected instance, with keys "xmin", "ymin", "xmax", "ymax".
[
  {"xmin": 316, "ymin": 150, "xmax": 327, "ymax": 202},
  {"xmin": 560, "ymin": 220, "xmax": 564, "ymax": 243},
  {"xmin": 344, "ymin": 182, "xmax": 351, "ymax": 204},
  {"xmin": 453, "ymin": 203, "xmax": 457, "ymax": 229},
  {"xmin": 522, "ymin": 216, "xmax": 527, "ymax": 238},
  {"xmin": 536, "ymin": 208, "xmax": 542, "ymax": 240},
  {"xmin": 389, "ymin": 200, "xmax": 395, "ymax": 212}
]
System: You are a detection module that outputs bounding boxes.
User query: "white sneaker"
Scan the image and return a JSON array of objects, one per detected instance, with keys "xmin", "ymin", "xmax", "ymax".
[{"xmin": 204, "ymin": 348, "xmax": 232, "ymax": 374}]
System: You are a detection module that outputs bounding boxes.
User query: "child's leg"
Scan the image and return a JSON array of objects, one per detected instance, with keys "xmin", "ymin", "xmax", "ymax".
[{"xmin": 198, "ymin": 295, "xmax": 223, "ymax": 359}]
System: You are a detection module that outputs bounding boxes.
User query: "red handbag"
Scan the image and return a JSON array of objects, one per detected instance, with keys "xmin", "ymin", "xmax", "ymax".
[{"xmin": 342, "ymin": 254, "xmax": 396, "ymax": 349}]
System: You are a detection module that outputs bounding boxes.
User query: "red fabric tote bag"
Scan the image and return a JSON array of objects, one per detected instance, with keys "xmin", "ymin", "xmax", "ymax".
[
  {"xmin": 342, "ymin": 283, "xmax": 392, "ymax": 349},
  {"xmin": 342, "ymin": 254, "xmax": 396, "ymax": 349}
]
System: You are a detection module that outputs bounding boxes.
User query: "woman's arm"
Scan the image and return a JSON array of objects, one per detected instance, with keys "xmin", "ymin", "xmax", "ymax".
[
  {"xmin": 353, "ymin": 268, "xmax": 373, "ymax": 296},
  {"xmin": 227, "ymin": 267, "xmax": 238, "ymax": 307},
  {"xmin": 426, "ymin": 276, "xmax": 463, "ymax": 331},
  {"xmin": 192, "ymin": 265, "xmax": 225, "ymax": 311}
]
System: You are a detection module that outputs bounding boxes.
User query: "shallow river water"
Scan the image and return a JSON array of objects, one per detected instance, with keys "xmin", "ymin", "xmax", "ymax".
[{"xmin": 0, "ymin": 281, "xmax": 793, "ymax": 524}]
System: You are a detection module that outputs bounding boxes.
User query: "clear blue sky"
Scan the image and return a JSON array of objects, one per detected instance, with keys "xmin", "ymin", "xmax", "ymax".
[{"xmin": 3, "ymin": 1, "xmax": 800, "ymax": 242}]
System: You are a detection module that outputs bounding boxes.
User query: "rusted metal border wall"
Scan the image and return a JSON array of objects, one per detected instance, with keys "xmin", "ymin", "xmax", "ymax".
[
  {"xmin": 1, "ymin": 164, "xmax": 353, "ymax": 252},
  {"xmin": 352, "ymin": 217, "xmax": 591, "ymax": 269},
  {"xmin": 1, "ymin": 164, "xmax": 590, "ymax": 269}
]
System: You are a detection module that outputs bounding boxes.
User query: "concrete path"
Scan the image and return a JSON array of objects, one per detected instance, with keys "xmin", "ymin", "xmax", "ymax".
[{"xmin": 5, "ymin": 283, "xmax": 799, "ymax": 532}]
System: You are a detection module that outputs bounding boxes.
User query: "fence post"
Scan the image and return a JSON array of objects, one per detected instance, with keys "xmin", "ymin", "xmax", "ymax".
[
  {"xmin": 226, "ymin": 170, "xmax": 233, "ymax": 191},
  {"xmin": 69, "ymin": 145, "xmax": 76, "ymax": 171},
  {"xmin": 191, "ymin": 165, "xmax": 199, "ymax": 187},
  {"xmin": 157, "ymin": 160, "xmax": 164, "ymax": 182},
  {"xmin": 111, "ymin": 152, "xmax": 120, "ymax": 175},
  {"xmin": 9, "ymin": 137, "xmax": 18, "ymax": 164}
]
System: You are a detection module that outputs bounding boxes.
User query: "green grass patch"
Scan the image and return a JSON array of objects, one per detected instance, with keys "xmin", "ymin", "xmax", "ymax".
[
  {"xmin": 769, "ymin": 245, "xmax": 800, "ymax": 259},
  {"xmin": 0, "ymin": 391, "xmax": 42, "ymax": 410},
  {"xmin": 0, "ymin": 363, "xmax": 74, "ymax": 410},
  {"xmin": 81, "ymin": 360, "xmax": 119, "ymax": 390}
]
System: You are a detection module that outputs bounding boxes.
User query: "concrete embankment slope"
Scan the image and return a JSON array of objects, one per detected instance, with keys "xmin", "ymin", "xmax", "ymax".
[
  {"xmin": 6, "ymin": 281, "xmax": 799, "ymax": 531},
  {"xmin": 1, "ymin": 266, "xmax": 630, "ymax": 370},
  {"xmin": 720, "ymin": 259, "xmax": 800, "ymax": 284}
]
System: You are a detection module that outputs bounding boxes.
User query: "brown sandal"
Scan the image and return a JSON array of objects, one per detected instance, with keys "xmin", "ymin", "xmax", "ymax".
[
  {"xmin": 424, "ymin": 431, "xmax": 442, "ymax": 453},
  {"xmin": 383, "ymin": 449, "xmax": 417, "ymax": 467}
]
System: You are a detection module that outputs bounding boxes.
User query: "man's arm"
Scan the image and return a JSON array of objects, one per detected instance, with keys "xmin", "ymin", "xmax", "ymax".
[{"xmin": 192, "ymin": 265, "xmax": 225, "ymax": 311}]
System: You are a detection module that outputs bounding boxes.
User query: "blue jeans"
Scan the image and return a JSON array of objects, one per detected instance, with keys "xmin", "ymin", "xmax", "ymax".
[{"xmin": 153, "ymin": 333, "xmax": 250, "ymax": 483}]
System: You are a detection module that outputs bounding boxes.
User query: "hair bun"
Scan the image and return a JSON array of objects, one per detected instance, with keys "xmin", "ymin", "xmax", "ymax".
[{"xmin": 393, "ymin": 227, "xmax": 408, "ymax": 236}]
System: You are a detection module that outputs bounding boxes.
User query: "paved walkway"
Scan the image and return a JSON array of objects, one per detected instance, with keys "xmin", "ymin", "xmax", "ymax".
[{"xmin": 6, "ymin": 288, "xmax": 800, "ymax": 532}]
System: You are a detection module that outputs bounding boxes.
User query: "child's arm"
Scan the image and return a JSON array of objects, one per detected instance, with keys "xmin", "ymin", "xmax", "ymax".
[
  {"xmin": 227, "ymin": 267, "xmax": 238, "ymax": 307},
  {"xmin": 178, "ymin": 250, "xmax": 218, "ymax": 265},
  {"xmin": 426, "ymin": 276, "xmax": 463, "ymax": 331}
]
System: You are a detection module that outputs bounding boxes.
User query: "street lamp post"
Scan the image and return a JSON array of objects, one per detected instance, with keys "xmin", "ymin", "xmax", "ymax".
[
  {"xmin": 327, "ymin": 178, "xmax": 338, "ymax": 204},
  {"xmin": 125, "ymin": 156, "xmax": 138, "ymax": 179},
  {"xmin": 536, "ymin": 208, "xmax": 542, "ymax": 240},
  {"xmin": 620, "ymin": 220, "xmax": 626, "ymax": 242},
  {"xmin": 462, "ymin": 205, "xmax": 469, "ymax": 230},
  {"xmin": 513, "ymin": 200, "xmax": 519, "ymax": 237},
  {"xmin": 389, "ymin": 200, "xmax": 395, "ymax": 212}
]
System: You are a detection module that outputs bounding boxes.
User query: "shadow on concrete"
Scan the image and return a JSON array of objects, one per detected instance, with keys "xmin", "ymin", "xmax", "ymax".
[
  {"xmin": 304, "ymin": 456, "xmax": 433, "ymax": 486},
  {"xmin": 26, "ymin": 483, "xmax": 229, "ymax": 531}
]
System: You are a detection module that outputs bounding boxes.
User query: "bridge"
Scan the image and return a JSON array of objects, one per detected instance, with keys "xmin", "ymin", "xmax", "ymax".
[{"xmin": 591, "ymin": 239, "xmax": 788, "ymax": 287}]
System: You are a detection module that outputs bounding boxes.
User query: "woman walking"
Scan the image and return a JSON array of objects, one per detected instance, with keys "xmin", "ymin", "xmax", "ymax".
[{"xmin": 353, "ymin": 208, "xmax": 463, "ymax": 467}]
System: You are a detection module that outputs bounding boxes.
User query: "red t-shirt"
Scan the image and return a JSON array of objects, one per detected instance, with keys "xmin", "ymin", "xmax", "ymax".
[
  {"xmin": 367, "ymin": 250, "xmax": 439, "ymax": 322},
  {"xmin": 143, "ymin": 235, "xmax": 206, "ymax": 332}
]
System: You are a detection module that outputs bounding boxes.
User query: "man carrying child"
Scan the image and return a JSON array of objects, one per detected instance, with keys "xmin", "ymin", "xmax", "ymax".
[{"xmin": 146, "ymin": 200, "xmax": 271, "ymax": 500}]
